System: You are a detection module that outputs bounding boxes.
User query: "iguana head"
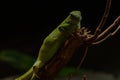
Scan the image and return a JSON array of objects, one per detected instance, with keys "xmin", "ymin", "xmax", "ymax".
[
  {"xmin": 69, "ymin": 10, "xmax": 82, "ymax": 24},
  {"xmin": 58, "ymin": 10, "xmax": 82, "ymax": 33},
  {"xmin": 70, "ymin": 11, "xmax": 82, "ymax": 20}
]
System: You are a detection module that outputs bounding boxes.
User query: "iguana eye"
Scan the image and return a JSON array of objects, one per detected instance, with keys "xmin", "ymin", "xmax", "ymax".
[
  {"xmin": 70, "ymin": 14, "xmax": 78, "ymax": 20},
  {"xmin": 69, "ymin": 13, "xmax": 80, "ymax": 24}
]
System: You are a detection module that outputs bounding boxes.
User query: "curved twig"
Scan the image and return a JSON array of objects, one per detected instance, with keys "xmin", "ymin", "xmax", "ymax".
[
  {"xmin": 93, "ymin": 25, "xmax": 120, "ymax": 45},
  {"xmin": 95, "ymin": 16, "xmax": 120, "ymax": 41},
  {"xmin": 94, "ymin": 0, "xmax": 112, "ymax": 36}
]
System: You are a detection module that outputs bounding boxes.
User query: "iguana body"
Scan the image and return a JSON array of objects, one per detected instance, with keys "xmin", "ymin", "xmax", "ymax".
[{"xmin": 16, "ymin": 10, "xmax": 82, "ymax": 80}]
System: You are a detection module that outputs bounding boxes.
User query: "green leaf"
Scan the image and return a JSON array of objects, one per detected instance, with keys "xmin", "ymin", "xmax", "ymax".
[{"xmin": 0, "ymin": 50, "xmax": 35, "ymax": 70}]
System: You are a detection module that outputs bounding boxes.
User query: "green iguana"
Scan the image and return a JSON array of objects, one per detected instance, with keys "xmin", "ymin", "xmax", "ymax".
[{"xmin": 15, "ymin": 10, "xmax": 82, "ymax": 80}]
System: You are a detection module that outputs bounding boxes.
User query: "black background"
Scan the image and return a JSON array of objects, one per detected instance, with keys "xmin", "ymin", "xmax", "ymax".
[{"xmin": 0, "ymin": 0, "xmax": 120, "ymax": 76}]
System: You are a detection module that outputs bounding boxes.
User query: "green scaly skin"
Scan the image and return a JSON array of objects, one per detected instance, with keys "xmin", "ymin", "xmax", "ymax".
[{"xmin": 15, "ymin": 10, "xmax": 82, "ymax": 80}]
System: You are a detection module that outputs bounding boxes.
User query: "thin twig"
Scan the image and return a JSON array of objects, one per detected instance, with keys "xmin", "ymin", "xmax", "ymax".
[
  {"xmin": 94, "ymin": 0, "xmax": 112, "ymax": 36},
  {"xmin": 76, "ymin": 47, "xmax": 89, "ymax": 70},
  {"xmin": 92, "ymin": 25, "xmax": 120, "ymax": 45},
  {"xmin": 95, "ymin": 16, "xmax": 120, "ymax": 41},
  {"xmin": 66, "ymin": 47, "xmax": 89, "ymax": 80}
]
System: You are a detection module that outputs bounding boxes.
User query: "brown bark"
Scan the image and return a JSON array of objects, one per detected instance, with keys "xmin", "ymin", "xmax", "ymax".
[{"xmin": 35, "ymin": 35, "xmax": 84, "ymax": 80}]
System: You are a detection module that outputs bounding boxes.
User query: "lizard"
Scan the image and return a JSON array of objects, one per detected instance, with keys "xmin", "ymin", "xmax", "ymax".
[{"xmin": 15, "ymin": 10, "xmax": 82, "ymax": 80}]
